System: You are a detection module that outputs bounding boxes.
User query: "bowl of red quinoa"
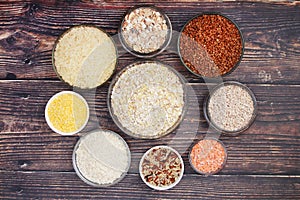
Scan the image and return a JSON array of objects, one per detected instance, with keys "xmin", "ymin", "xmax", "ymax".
[
  {"xmin": 178, "ymin": 13, "xmax": 244, "ymax": 78},
  {"xmin": 119, "ymin": 5, "xmax": 172, "ymax": 58},
  {"xmin": 203, "ymin": 81, "xmax": 257, "ymax": 136},
  {"xmin": 189, "ymin": 138, "xmax": 227, "ymax": 175}
]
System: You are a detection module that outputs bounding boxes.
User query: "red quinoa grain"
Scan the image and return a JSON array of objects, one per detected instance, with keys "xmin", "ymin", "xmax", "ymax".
[{"xmin": 179, "ymin": 14, "xmax": 243, "ymax": 77}]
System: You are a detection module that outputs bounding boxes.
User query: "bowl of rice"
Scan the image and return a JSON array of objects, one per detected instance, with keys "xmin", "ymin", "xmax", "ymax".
[{"xmin": 52, "ymin": 25, "xmax": 117, "ymax": 89}]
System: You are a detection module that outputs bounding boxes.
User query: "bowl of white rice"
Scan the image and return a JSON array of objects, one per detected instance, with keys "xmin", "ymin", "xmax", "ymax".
[{"xmin": 52, "ymin": 25, "xmax": 117, "ymax": 89}]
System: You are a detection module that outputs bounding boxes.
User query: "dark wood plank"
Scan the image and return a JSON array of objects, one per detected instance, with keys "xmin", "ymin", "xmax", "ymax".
[
  {"xmin": 0, "ymin": 1, "xmax": 299, "ymax": 84},
  {"xmin": 0, "ymin": 80, "xmax": 299, "ymax": 134},
  {"xmin": 0, "ymin": 171, "xmax": 299, "ymax": 199},
  {"xmin": 1, "ymin": 130, "xmax": 299, "ymax": 175},
  {"xmin": 0, "ymin": 80, "xmax": 299, "ymax": 174},
  {"xmin": 0, "ymin": 1, "xmax": 299, "ymax": 199}
]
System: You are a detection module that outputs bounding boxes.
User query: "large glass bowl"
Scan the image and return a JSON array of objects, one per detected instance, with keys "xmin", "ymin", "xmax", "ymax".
[{"xmin": 107, "ymin": 60, "xmax": 188, "ymax": 139}]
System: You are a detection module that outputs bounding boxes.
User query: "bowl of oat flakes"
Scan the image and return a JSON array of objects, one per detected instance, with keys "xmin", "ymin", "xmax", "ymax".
[
  {"xmin": 119, "ymin": 5, "xmax": 172, "ymax": 58},
  {"xmin": 108, "ymin": 60, "xmax": 187, "ymax": 139}
]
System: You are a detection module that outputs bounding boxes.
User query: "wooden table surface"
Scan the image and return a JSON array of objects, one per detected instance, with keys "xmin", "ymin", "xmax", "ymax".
[{"xmin": 0, "ymin": 0, "xmax": 299, "ymax": 199}]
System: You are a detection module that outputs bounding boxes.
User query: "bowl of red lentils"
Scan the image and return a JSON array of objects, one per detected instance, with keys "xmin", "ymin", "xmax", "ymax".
[
  {"xmin": 178, "ymin": 13, "xmax": 244, "ymax": 78},
  {"xmin": 189, "ymin": 138, "xmax": 227, "ymax": 175},
  {"xmin": 119, "ymin": 5, "xmax": 172, "ymax": 58}
]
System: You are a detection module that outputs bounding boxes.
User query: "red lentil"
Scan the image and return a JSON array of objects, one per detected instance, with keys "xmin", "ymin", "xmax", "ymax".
[
  {"xmin": 189, "ymin": 139, "xmax": 227, "ymax": 175},
  {"xmin": 179, "ymin": 14, "xmax": 243, "ymax": 77}
]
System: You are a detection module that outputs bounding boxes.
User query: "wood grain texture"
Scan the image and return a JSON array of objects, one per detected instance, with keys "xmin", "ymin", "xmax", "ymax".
[
  {"xmin": 0, "ymin": 1, "xmax": 299, "ymax": 84},
  {"xmin": 0, "ymin": 1, "xmax": 300, "ymax": 199},
  {"xmin": 0, "ymin": 80, "xmax": 299, "ymax": 174},
  {"xmin": 0, "ymin": 171, "xmax": 299, "ymax": 199}
]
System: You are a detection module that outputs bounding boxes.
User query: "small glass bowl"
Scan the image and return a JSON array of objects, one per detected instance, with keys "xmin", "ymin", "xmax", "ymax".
[
  {"xmin": 107, "ymin": 60, "xmax": 188, "ymax": 139},
  {"xmin": 72, "ymin": 129, "xmax": 131, "ymax": 187},
  {"xmin": 52, "ymin": 25, "xmax": 118, "ymax": 89},
  {"xmin": 45, "ymin": 91, "xmax": 89, "ymax": 136},
  {"xmin": 189, "ymin": 138, "xmax": 227, "ymax": 176},
  {"xmin": 178, "ymin": 13, "xmax": 245, "ymax": 78},
  {"xmin": 203, "ymin": 81, "xmax": 257, "ymax": 136},
  {"xmin": 119, "ymin": 5, "xmax": 172, "ymax": 58},
  {"xmin": 139, "ymin": 145, "xmax": 184, "ymax": 190}
]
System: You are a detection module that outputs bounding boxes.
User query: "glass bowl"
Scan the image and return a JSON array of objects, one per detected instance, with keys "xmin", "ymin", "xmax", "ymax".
[
  {"xmin": 178, "ymin": 13, "xmax": 245, "ymax": 78},
  {"xmin": 72, "ymin": 129, "xmax": 131, "ymax": 187},
  {"xmin": 119, "ymin": 5, "xmax": 172, "ymax": 58},
  {"xmin": 203, "ymin": 81, "xmax": 257, "ymax": 136},
  {"xmin": 107, "ymin": 60, "xmax": 188, "ymax": 139},
  {"xmin": 139, "ymin": 145, "xmax": 184, "ymax": 190},
  {"xmin": 45, "ymin": 91, "xmax": 89, "ymax": 136},
  {"xmin": 52, "ymin": 25, "xmax": 118, "ymax": 89},
  {"xmin": 189, "ymin": 138, "xmax": 227, "ymax": 175}
]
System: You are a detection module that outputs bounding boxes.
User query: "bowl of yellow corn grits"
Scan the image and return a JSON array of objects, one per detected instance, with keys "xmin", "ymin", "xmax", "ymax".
[{"xmin": 45, "ymin": 91, "xmax": 89, "ymax": 135}]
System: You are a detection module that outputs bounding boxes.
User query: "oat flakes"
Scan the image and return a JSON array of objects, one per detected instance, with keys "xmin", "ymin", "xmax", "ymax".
[{"xmin": 110, "ymin": 61, "xmax": 185, "ymax": 138}]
